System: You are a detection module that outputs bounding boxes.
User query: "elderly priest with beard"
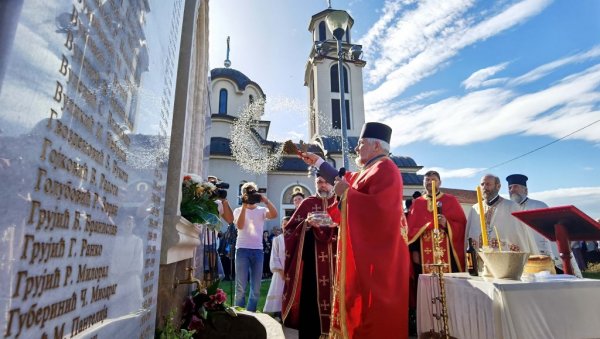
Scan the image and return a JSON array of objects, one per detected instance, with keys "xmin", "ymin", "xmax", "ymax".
[
  {"xmin": 299, "ymin": 122, "xmax": 410, "ymax": 339},
  {"xmin": 283, "ymin": 173, "xmax": 339, "ymax": 338}
]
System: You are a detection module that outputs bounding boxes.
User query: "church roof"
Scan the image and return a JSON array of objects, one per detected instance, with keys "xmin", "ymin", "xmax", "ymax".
[
  {"xmin": 308, "ymin": 9, "xmax": 355, "ymax": 31},
  {"xmin": 402, "ymin": 173, "xmax": 424, "ymax": 186},
  {"xmin": 210, "ymin": 68, "xmax": 265, "ymax": 96},
  {"xmin": 390, "ymin": 155, "xmax": 420, "ymax": 168},
  {"xmin": 315, "ymin": 135, "xmax": 359, "ymax": 155}
]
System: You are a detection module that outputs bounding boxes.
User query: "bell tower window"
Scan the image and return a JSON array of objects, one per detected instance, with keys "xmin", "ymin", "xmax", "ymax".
[
  {"xmin": 331, "ymin": 99, "xmax": 351, "ymax": 130},
  {"xmin": 330, "ymin": 65, "xmax": 348, "ymax": 93},
  {"xmin": 318, "ymin": 21, "xmax": 326, "ymax": 41},
  {"xmin": 218, "ymin": 88, "xmax": 228, "ymax": 114}
]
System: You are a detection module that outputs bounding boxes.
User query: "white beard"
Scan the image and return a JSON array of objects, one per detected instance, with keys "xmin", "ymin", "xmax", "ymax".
[
  {"xmin": 318, "ymin": 190, "xmax": 333, "ymax": 199},
  {"xmin": 510, "ymin": 193, "xmax": 526, "ymax": 204}
]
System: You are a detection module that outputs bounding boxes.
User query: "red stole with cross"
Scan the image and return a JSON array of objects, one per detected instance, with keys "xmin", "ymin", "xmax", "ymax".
[
  {"xmin": 282, "ymin": 195, "xmax": 338, "ymax": 334},
  {"xmin": 407, "ymin": 193, "xmax": 467, "ymax": 273},
  {"xmin": 329, "ymin": 158, "xmax": 410, "ymax": 339}
]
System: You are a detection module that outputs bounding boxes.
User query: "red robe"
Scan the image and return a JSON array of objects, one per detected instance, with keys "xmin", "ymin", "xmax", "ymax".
[
  {"xmin": 282, "ymin": 195, "xmax": 339, "ymax": 335},
  {"xmin": 329, "ymin": 157, "xmax": 410, "ymax": 339},
  {"xmin": 407, "ymin": 193, "xmax": 467, "ymax": 273}
]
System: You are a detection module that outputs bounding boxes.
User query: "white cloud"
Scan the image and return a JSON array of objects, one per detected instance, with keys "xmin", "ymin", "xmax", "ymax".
[
  {"xmin": 380, "ymin": 61, "xmax": 600, "ymax": 147},
  {"xmin": 529, "ymin": 187, "xmax": 600, "ymax": 219},
  {"xmin": 509, "ymin": 45, "xmax": 600, "ymax": 86},
  {"xmin": 418, "ymin": 166, "xmax": 485, "ymax": 178},
  {"xmin": 363, "ymin": 0, "xmax": 552, "ymax": 107},
  {"xmin": 462, "ymin": 62, "xmax": 510, "ymax": 89}
]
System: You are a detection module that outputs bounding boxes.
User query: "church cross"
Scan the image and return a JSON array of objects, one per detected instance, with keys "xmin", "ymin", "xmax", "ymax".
[
  {"xmin": 312, "ymin": 205, "xmax": 322, "ymax": 212},
  {"xmin": 319, "ymin": 275, "xmax": 330, "ymax": 286},
  {"xmin": 320, "ymin": 299, "xmax": 330, "ymax": 311},
  {"xmin": 226, "ymin": 36, "xmax": 230, "ymax": 60},
  {"xmin": 319, "ymin": 251, "xmax": 329, "ymax": 262},
  {"xmin": 327, "ymin": 0, "xmax": 332, "ymax": 9},
  {"xmin": 295, "ymin": 215, "xmax": 304, "ymax": 222}
]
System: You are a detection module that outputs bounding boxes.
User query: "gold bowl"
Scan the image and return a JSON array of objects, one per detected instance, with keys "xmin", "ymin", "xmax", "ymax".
[{"xmin": 478, "ymin": 251, "xmax": 530, "ymax": 280}]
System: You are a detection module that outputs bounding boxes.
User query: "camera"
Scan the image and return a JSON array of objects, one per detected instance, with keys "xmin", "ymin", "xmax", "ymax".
[
  {"xmin": 242, "ymin": 188, "xmax": 262, "ymax": 205},
  {"xmin": 208, "ymin": 176, "xmax": 229, "ymax": 199},
  {"xmin": 215, "ymin": 182, "xmax": 229, "ymax": 199}
]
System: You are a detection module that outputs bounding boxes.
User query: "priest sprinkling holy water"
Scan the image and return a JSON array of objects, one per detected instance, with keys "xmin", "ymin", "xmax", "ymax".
[{"xmin": 299, "ymin": 122, "xmax": 410, "ymax": 339}]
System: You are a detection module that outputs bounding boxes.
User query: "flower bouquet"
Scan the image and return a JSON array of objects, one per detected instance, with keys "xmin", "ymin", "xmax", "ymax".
[
  {"xmin": 181, "ymin": 288, "xmax": 234, "ymax": 334},
  {"xmin": 180, "ymin": 175, "xmax": 221, "ymax": 230}
]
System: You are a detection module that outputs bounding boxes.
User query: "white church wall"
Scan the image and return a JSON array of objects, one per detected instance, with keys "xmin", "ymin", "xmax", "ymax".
[
  {"xmin": 209, "ymin": 119, "xmax": 232, "ymax": 138},
  {"xmin": 266, "ymin": 173, "xmax": 316, "ymax": 229}
]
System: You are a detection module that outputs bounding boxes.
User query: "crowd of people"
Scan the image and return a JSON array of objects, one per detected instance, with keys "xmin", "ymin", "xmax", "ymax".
[{"xmin": 202, "ymin": 121, "xmax": 596, "ymax": 339}]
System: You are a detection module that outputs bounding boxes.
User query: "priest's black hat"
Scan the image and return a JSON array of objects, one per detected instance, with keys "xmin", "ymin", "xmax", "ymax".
[
  {"xmin": 359, "ymin": 122, "xmax": 392, "ymax": 144},
  {"xmin": 506, "ymin": 174, "xmax": 528, "ymax": 187}
]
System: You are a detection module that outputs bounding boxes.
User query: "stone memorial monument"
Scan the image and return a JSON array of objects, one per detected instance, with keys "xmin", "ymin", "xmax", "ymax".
[{"xmin": 0, "ymin": 0, "xmax": 197, "ymax": 337}]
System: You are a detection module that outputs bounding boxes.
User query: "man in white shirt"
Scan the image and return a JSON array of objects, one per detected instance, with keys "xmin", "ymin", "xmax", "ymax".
[{"xmin": 233, "ymin": 182, "xmax": 277, "ymax": 311}]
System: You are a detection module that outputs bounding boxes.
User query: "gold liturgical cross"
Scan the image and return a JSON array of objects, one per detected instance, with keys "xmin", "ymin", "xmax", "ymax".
[
  {"xmin": 319, "ymin": 251, "xmax": 328, "ymax": 262},
  {"xmin": 312, "ymin": 205, "xmax": 322, "ymax": 212},
  {"xmin": 319, "ymin": 275, "xmax": 329, "ymax": 286},
  {"xmin": 320, "ymin": 299, "xmax": 330, "ymax": 311}
]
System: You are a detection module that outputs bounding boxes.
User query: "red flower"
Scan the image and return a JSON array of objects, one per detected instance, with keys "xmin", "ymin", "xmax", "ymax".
[{"xmin": 183, "ymin": 175, "xmax": 192, "ymax": 181}]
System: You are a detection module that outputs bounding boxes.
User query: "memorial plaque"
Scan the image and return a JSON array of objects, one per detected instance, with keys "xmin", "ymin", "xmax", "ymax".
[{"xmin": 0, "ymin": 1, "xmax": 185, "ymax": 337}]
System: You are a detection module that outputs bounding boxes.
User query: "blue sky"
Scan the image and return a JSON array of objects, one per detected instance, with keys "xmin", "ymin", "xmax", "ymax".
[{"xmin": 209, "ymin": 0, "xmax": 600, "ymax": 218}]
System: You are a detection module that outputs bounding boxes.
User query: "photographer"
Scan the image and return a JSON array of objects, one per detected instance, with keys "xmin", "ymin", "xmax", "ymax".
[
  {"xmin": 208, "ymin": 176, "xmax": 233, "ymax": 224},
  {"xmin": 233, "ymin": 182, "xmax": 277, "ymax": 312}
]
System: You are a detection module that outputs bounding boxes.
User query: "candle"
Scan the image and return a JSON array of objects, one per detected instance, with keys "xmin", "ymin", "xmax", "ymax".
[
  {"xmin": 476, "ymin": 186, "xmax": 489, "ymax": 247},
  {"xmin": 493, "ymin": 225, "xmax": 502, "ymax": 251},
  {"xmin": 432, "ymin": 180, "xmax": 439, "ymax": 231}
]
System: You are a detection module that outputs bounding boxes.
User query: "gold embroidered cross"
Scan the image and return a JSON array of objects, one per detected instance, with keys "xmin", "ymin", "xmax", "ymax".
[
  {"xmin": 319, "ymin": 275, "xmax": 329, "ymax": 286},
  {"xmin": 320, "ymin": 299, "xmax": 330, "ymax": 311},
  {"xmin": 311, "ymin": 205, "xmax": 322, "ymax": 212},
  {"xmin": 318, "ymin": 251, "xmax": 328, "ymax": 262}
]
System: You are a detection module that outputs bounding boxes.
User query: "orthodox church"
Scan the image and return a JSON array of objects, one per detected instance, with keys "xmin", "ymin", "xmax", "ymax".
[{"xmin": 207, "ymin": 7, "xmax": 424, "ymax": 229}]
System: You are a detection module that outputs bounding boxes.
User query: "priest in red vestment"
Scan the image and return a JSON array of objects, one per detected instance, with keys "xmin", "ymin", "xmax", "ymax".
[
  {"xmin": 282, "ymin": 175, "xmax": 339, "ymax": 338},
  {"xmin": 300, "ymin": 122, "xmax": 410, "ymax": 339},
  {"xmin": 408, "ymin": 170, "xmax": 467, "ymax": 274}
]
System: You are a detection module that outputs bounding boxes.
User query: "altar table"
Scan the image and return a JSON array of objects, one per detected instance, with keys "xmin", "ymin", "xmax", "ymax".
[{"xmin": 417, "ymin": 273, "xmax": 600, "ymax": 339}]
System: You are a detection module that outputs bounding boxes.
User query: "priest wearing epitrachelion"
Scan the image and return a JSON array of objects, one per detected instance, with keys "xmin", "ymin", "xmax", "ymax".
[
  {"xmin": 466, "ymin": 174, "xmax": 539, "ymax": 253},
  {"xmin": 299, "ymin": 122, "xmax": 410, "ymax": 339},
  {"xmin": 506, "ymin": 174, "xmax": 582, "ymax": 276}
]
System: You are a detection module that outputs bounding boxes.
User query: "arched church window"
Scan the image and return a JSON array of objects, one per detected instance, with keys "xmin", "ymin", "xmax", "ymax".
[
  {"xmin": 330, "ymin": 64, "xmax": 349, "ymax": 93},
  {"xmin": 249, "ymin": 94, "xmax": 254, "ymax": 105},
  {"xmin": 318, "ymin": 21, "xmax": 326, "ymax": 41},
  {"xmin": 281, "ymin": 185, "xmax": 311, "ymax": 217},
  {"xmin": 218, "ymin": 88, "xmax": 228, "ymax": 114}
]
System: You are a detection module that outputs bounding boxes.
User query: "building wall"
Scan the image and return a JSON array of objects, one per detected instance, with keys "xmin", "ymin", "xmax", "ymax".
[{"xmin": 210, "ymin": 78, "xmax": 263, "ymax": 117}]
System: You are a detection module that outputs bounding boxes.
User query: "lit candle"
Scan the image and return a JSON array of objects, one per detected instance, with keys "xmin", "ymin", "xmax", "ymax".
[
  {"xmin": 493, "ymin": 225, "xmax": 502, "ymax": 251},
  {"xmin": 476, "ymin": 185, "xmax": 489, "ymax": 247},
  {"xmin": 432, "ymin": 180, "xmax": 439, "ymax": 231}
]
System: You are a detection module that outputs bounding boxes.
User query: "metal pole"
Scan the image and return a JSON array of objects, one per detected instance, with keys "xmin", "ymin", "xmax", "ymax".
[{"xmin": 336, "ymin": 38, "xmax": 350, "ymax": 169}]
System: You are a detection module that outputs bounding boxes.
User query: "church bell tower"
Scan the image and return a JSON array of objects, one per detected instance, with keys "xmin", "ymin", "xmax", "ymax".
[{"xmin": 304, "ymin": 7, "xmax": 366, "ymax": 141}]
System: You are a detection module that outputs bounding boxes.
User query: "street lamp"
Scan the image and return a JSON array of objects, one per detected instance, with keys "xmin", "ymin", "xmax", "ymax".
[{"xmin": 326, "ymin": 10, "xmax": 351, "ymax": 169}]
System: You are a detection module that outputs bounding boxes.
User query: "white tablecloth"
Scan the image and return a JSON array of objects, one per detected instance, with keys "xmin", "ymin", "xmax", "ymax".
[{"xmin": 417, "ymin": 273, "xmax": 600, "ymax": 339}]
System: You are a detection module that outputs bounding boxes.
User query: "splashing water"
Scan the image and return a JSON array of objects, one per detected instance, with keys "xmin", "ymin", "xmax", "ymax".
[{"xmin": 230, "ymin": 98, "xmax": 285, "ymax": 174}]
